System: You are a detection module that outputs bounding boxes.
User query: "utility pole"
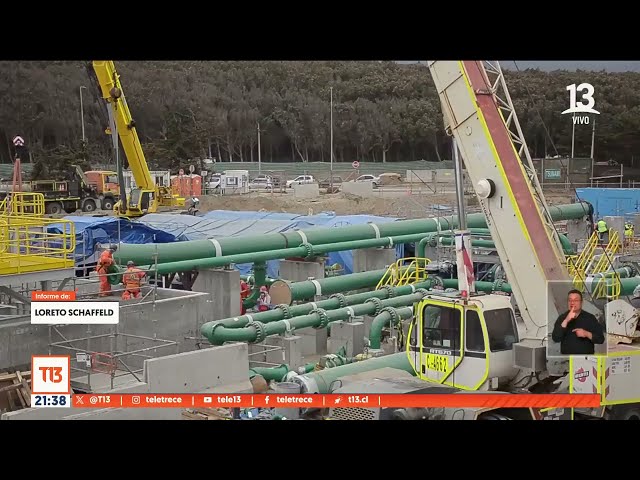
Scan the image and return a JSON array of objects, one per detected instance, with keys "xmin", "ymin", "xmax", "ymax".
[
  {"xmin": 257, "ymin": 122, "xmax": 262, "ymax": 175},
  {"xmin": 330, "ymin": 86, "xmax": 334, "ymax": 189},
  {"xmin": 80, "ymin": 86, "xmax": 87, "ymax": 144},
  {"xmin": 571, "ymin": 112, "xmax": 576, "ymax": 159},
  {"xmin": 590, "ymin": 117, "xmax": 596, "ymax": 187}
]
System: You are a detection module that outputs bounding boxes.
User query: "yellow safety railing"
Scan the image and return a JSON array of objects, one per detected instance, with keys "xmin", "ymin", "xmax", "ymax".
[
  {"xmin": 568, "ymin": 231, "xmax": 598, "ymax": 278},
  {"xmin": 590, "ymin": 230, "xmax": 621, "ymax": 276},
  {"xmin": 0, "ymin": 214, "xmax": 76, "ymax": 276},
  {"xmin": 591, "ymin": 271, "xmax": 621, "ymax": 300},
  {"xmin": 0, "ymin": 192, "xmax": 45, "ymax": 217},
  {"xmin": 376, "ymin": 257, "xmax": 430, "ymax": 290}
]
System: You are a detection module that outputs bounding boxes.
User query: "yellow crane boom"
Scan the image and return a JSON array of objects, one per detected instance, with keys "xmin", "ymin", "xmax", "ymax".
[{"xmin": 91, "ymin": 60, "xmax": 184, "ymax": 217}]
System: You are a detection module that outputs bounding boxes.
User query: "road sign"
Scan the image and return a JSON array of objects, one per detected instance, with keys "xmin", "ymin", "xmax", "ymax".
[
  {"xmin": 12, "ymin": 135, "xmax": 24, "ymax": 147},
  {"xmin": 544, "ymin": 168, "xmax": 561, "ymax": 180},
  {"xmin": 352, "ymin": 160, "xmax": 360, "ymax": 169},
  {"xmin": 189, "ymin": 164, "xmax": 195, "ymax": 173}
]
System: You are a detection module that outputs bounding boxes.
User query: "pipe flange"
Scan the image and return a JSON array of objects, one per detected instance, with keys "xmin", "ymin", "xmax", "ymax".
[
  {"xmin": 311, "ymin": 308, "xmax": 330, "ymax": 329},
  {"xmin": 415, "ymin": 288, "xmax": 429, "ymax": 297},
  {"xmin": 251, "ymin": 321, "xmax": 267, "ymax": 343},
  {"xmin": 428, "ymin": 236, "xmax": 438, "ymax": 247},
  {"xmin": 301, "ymin": 242, "xmax": 314, "ymax": 259},
  {"xmin": 204, "ymin": 321, "xmax": 225, "ymax": 343},
  {"xmin": 493, "ymin": 279, "xmax": 505, "ymax": 292},
  {"xmin": 622, "ymin": 263, "xmax": 638, "ymax": 277},
  {"xmin": 329, "ymin": 293, "xmax": 348, "ymax": 308},
  {"xmin": 380, "ymin": 306, "xmax": 400, "ymax": 325},
  {"xmin": 381, "ymin": 285, "xmax": 396, "ymax": 298},
  {"xmin": 365, "ymin": 297, "xmax": 383, "ymax": 316},
  {"xmin": 429, "ymin": 276, "xmax": 444, "ymax": 289},
  {"xmin": 275, "ymin": 304, "xmax": 292, "ymax": 319}
]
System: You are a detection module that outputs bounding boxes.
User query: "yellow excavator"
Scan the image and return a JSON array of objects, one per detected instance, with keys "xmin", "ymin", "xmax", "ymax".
[{"xmin": 90, "ymin": 60, "xmax": 185, "ymax": 217}]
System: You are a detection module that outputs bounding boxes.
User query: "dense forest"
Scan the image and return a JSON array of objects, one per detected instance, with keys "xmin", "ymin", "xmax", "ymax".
[{"xmin": 1, "ymin": 60, "xmax": 639, "ymax": 178}]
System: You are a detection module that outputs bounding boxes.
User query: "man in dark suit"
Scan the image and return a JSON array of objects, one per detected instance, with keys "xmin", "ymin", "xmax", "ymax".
[{"xmin": 552, "ymin": 289, "xmax": 605, "ymax": 355}]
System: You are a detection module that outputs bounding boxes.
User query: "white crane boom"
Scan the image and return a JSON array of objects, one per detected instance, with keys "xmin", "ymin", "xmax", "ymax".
[{"xmin": 428, "ymin": 60, "xmax": 575, "ymax": 339}]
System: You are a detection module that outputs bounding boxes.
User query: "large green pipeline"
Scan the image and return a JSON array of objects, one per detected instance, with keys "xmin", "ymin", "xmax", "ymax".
[
  {"xmin": 280, "ymin": 267, "xmax": 419, "ymax": 303},
  {"xmin": 203, "ymin": 291, "xmax": 428, "ymax": 345},
  {"xmin": 201, "ymin": 280, "xmax": 435, "ymax": 340},
  {"xmin": 292, "ymin": 352, "xmax": 416, "ymax": 394},
  {"xmin": 117, "ymin": 202, "xmax": 592, "ymax": 265},
  {"xmin": 417, "ymin": 232, "xmax": 575, "ymax": 257},
  {"xmin": 134, "ymin": 234, "xmax": 428, "ymax": 276}
]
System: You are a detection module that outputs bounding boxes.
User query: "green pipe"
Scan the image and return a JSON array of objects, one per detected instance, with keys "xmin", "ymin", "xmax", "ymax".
[
  {"xmin": 203, "ymin": 291, "xmax": 427, "ymax": 345},
  {"xmin": 133, "ymin": 234, "xmax": 428, "ymax": 277},
  {"xmin": 284, "ymin": 266, "xmax": 420, "ymax": 303},
  {"xmin": 106, "ymin": 264, "xmax": 121, "ymax": 285},
  {"xmin": 417, "ymin": 232, "xmax": 575, "ymax": 258},
  {"xmin": 369, "ymin": 306, "xmax": 415, "ymax": 349},
  {"xmin": 201, "ymin": 280, "xmax": 435, "ymax": 338},
  {"xmin": 249, "ymin": 364, "xmax": 290, "ymax": 382},
  {"xmin": 117, "ymin": 202, "xmax": 592, "ymax": 265},
  {"xmin": 558, "ymin": 234, "xmax": 574, "ymax": 255},
  {"xmin": 241, "ymin": 274, "xmax": 277, "ymax": 286},
  {"xmin": 590, "ymin": 266, "xmax": 635, "ymax": 279},
  {"xmin": 435, "ymin": 237, "xmax": 496, "ymax": 249},
  {"xmin": 413, "ymin": 201, "xmax": 592, "ymax": 258},
  {"xmin": 293, "ymin": 352, "xmax": 415, "ymax": 394},
  {"xmin": 242, "ymin": 262, "xmax": 267, "ymax": 309}
]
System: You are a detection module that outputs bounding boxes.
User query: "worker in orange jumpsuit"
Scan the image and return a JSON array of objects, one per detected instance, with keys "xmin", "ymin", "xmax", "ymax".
[
  {"xmin": 240, "ymin": 280, "xmax": 250, "ymax": 315},
  {"xmin": 122, "ymin": 261, "xmax": 146, "ymax": 300},
  {"xmin": 96, "ymin": 247, "xmax": 116, "ymax": 297}
]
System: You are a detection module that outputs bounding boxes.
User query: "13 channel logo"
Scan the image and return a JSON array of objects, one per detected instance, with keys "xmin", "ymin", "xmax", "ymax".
[
  {"xmin": 562, "ymin": 83, "xmax": 600, "ymax": 125},
  {"xmin": 31, "ymin": 355, "xmax": 71, "ymax": 408}
]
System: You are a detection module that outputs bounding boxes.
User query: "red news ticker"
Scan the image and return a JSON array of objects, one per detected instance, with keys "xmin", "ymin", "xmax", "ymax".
[
  {"xmin": 31, "ymin": 290, "xmax": 76, "ymax": 301},
  {"xmin": 72, "ymin": 393, "xmax": 601, "ymax": 409}
]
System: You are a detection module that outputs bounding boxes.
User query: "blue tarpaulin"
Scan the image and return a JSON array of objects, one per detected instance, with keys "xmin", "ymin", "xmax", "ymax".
[{"xmin": 49, "ymin": 210, "xmax": 406, "ymax": 277}]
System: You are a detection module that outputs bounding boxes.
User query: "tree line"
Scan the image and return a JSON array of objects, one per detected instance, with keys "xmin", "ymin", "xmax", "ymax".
[{"xmin": 0, "ymin": 60, "xmax": 638, "ymax": 179}]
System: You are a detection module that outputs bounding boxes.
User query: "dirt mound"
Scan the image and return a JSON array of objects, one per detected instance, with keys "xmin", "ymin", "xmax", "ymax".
[{"xmin": 196, "ymin": 190, "xmax": 575, "ymax": 218}]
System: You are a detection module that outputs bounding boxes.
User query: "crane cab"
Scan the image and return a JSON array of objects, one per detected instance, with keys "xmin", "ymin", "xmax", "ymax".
[
  {"xmin": 115, "ymin": 187, "xmax": 157, "ymax": 217},
  {"xmin": 406, "ymin": 292, "xmax": 520, "ymax": 391}
]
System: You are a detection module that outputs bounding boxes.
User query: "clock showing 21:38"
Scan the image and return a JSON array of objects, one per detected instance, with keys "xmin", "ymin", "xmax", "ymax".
[{"xmin": 31, "ymin": 394, "xmax": 71, "ymax": 408}]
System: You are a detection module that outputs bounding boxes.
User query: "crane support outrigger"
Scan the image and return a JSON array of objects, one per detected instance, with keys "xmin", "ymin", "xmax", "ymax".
[
  {"xmin": 405, "ymin": 60, "xmax": 640, "ymax": 420},
  {"xmin": 91, "ymin": 60, "xmax": 184, "ymax": 217}
]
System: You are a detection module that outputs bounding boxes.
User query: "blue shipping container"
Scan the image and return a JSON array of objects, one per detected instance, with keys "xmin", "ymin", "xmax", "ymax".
[{"xmin": 575, "ymin": 188, "xmax": 640, "ymax": 221}]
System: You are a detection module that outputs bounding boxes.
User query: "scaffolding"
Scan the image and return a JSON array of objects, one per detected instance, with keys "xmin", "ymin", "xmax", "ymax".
[{"xmin": 48, "ymin": 321, "xmax": 179, "ymax": 392}]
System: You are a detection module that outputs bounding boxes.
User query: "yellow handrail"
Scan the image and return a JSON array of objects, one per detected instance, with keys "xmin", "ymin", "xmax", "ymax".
[
  {"xmin": 0, "ymin": 191, "xmax": 76, "ymax": 275},
  {"xmin": 376, "ymin": 257, "xmax": 431, "ymax": 289}
]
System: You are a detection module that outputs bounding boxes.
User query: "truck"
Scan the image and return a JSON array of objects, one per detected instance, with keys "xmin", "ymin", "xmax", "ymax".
[
  {"xmin": 89, "ymin": 61, "xmax": 185, "ymax": 217},
  {"xmin": 84, "ymin": 170, "xmax": 120, "ymax": 211},
  {"xmin": 403, "ymin": 60, "xmax": 640, "ymax": 420},
  {"xmin": 0, "ymin": 165, "xmax": 107, "ymax": 214}
]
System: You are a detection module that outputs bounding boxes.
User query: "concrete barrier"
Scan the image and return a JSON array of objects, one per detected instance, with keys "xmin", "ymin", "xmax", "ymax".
[
  {"xmin": 341, "ymin": 181, "xmax": 374, "ymax": 197},
  {"xmin": 293, "ymin": 183, "xmax": 319, "ymax": 199},
  {"xmin": 1, "ymin": 343, "xmax": 251, "ymax": 420}
]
